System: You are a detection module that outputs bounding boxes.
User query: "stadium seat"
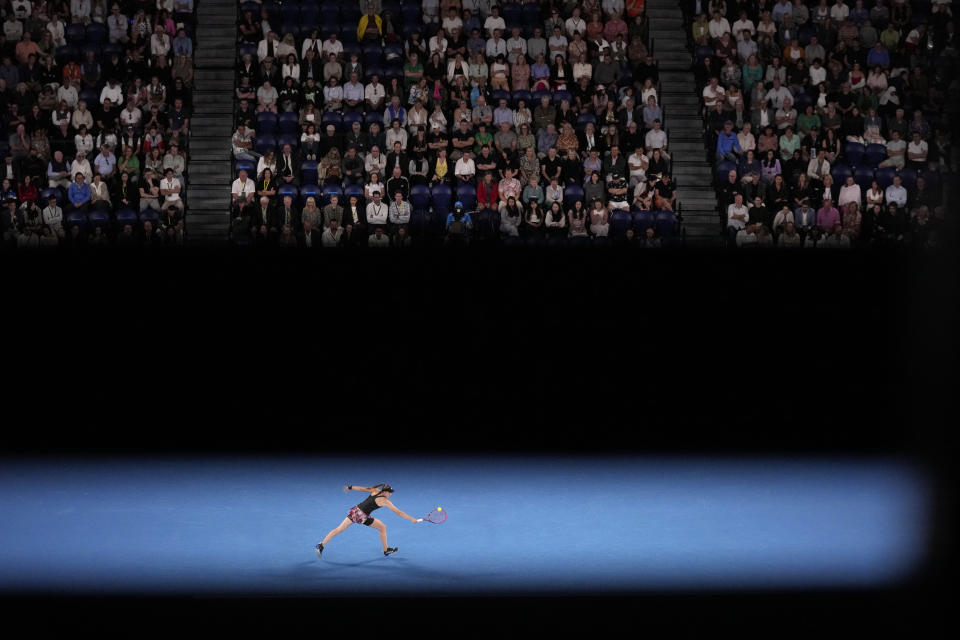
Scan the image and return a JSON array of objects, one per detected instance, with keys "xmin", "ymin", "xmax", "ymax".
[
  {"xmin": 576, "ymin": 113, "xmax": 596, "ymax": 130},
  {"xmin": 235, "ymin": 159, "xmax": 256, "ymax": 176},
  {"xmin": 431, "ymin": 184, "xmax": 452, "ymax": 210},
  {"xmin": 656, "ymin": 211, "xmax": 677, "ymax": 237},
  {"xmin": 277, "ymin": 134, "xmax": 299, "ymax": 149},
  {"xmin": 278, "ymin": 112, "xmax": 300, "ymax": 134},
  {"xmin": 278, "ymin": 184, "xmax": 299, "ymax": 201},
  {"xmin": 343, "ymin": 183, "xmax": 365, "ymax": 200},
  {"xmin": 563, "ymin": 184, "xmax": 585, "ymax": 208},
  {"xmin": 115, "ymin": 208, "xmax": 138, "ymax": 227},
  {"xmin": 300, "ymin": 160, "xmax": 319, "ymax": 185},
  {"xmin": 101, "ymin": 43, "xmax": 122, "ymax": 58},
  {"xmin": 342, "ymin": 111, "xmax": 364, "ymax": 131},
  {"xmin": 456, "ymin": 184, "xmax": 477, "ymax": 210},
  {"xmin": 874, "ymin": 166, "xmax": 896, "ymax": 189},
  {"xmin": 85, "ymin": 23, "xmax": 107, "ymax": 44},
  {"xmin": 138, "ymin": 208, "xmax": 159, "ymax": 225},
  {"xmin": 56, "ymin": 45, "xmax": 79, "ymax": 64},
  {"xmin": 896, "ymin": 167, "xmax": 917, "ymax": 191},
  {"xmin": 553, "ymin": 91, "xmax": 572, "ymax": 106},
  {"xmin": 830, "ymin": 163, "xmax": 853, "ymax": 183},
  {"xmin": 853, "ymin": 166, "xmax": 875, "ymax": 190},
  {"xmin": 241, "ymin": 1, "xmax": 260, "ymax": 14},
  {"xmin": 633, "ymin": 210, "xmax": 655, "ymax": 233},
  {"xmin": 79, "ymin": 89, "xmax": 99, "ymax": 106},
  {"xmin": 384, "ymin": 43, "xmax": 404, "ymax": 62},
  {"xmin": 715, "ymin": 160, "xmax": 737, "ymax": 182},
  {"xmin": 409, "ymin": 208, "xmax": 432, "ymax": 237},
  {"xmin": 501, "ymin": 4, "xmax": 522, "ymax": 24},
  {"xmin": 533, "ymin": 89, "xmax": 552, "ymax": 104},
  {"xmin": 257, "ymin": 113, "xmax": 278, "ymax": 133},
  {"xmin": 365, "ymin": 64, "xmax": 384, "ymax": 81},
  {"xmin": 322, "ymin": 184, "xmax": 343, "ymax": 205},
  {"xmin": 410, "ymin": 184, "xmax": 431, "ymax": 209},
  {"xmin": 384, "ymin": 64, "xmax": 403, "ymax": 82},
  {"xmin": 66, "ymin": 24, "xmax": 86, "ymax": 46},
  {"xmin": 281, "ymin": 3, "xmax": 299, "ymax": 21},
  {"xmin": 254, "ymin": 134, "xmax": 277, "ymax": 154},
  {"xmin": 492, "ymin": 90, "xmax": 511, "ymax": 105},
  {"xmin": 511, "ymin": 90, "xmax": 532, "ymax": 108},
  {"xmin": 320, "ymin": 112, "xmax": 342, "ymax": 131},
  {"xmin": 610, "ymin": 210, "xmax": 633, "ymax": 236},
  {"xmin": 843, "ymin": 142, "xmax": 865, "ymax": 165},
  {"xmin": 299, "ymin": 183, "xmax": 322, "ymax": 205},
  {"xmin": 88, "ymin": 208, "xmax": 110, "ymax": 227},
  {"xmin": 363, "ymin": 111, "xmax": 382, "ymax": 128},
  {"xmin": 865, "ymin": 144, "xmax": 887, "ymax": 166}
]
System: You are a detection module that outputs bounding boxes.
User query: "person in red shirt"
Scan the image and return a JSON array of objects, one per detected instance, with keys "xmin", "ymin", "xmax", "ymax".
[
  {"xmin": 477, "ymin": 171, "xmax": 499, "ymax": 209},
  {"xmin": 17, "ymin": 175, "xmax": 38, "ymax": 205}
]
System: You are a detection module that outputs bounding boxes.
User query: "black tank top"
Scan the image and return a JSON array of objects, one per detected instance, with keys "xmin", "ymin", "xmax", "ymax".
[{"xmin": 357, "ymin": 492, "xmax": 384, "ymax": 515}]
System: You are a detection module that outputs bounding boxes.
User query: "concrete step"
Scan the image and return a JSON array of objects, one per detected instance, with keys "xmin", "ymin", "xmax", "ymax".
[{"xmin": 659, "ymin": 59, "xmax": 693, "ymax": 71}]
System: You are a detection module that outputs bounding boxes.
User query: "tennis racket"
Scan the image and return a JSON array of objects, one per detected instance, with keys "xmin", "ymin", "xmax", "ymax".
[{"xmin": 417, "ymin": 507, "xmax": 447, "ymax": 524}]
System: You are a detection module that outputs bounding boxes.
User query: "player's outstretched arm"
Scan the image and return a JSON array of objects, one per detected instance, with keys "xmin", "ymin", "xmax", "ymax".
[
  {"xmin": 344, "ymin": 485, "xmax": 373, "ymax": 492},
  {"xmin": 385, "ymin": 501, "xmax": 419, "ymax": 523}
]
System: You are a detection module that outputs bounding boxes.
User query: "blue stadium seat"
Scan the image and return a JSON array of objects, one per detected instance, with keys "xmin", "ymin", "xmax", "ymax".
[
  {"xmin": 864, "ymin": 144, "xmax": 887, "ymax": 166},
  {"xmin": 633, "ymin": 210, "xmax": 655, "ymax": 233},
  {"xmin": 401, "ymin": 5, "xmax": 421, "ymax": 27},
  {"xmin": 254, "ymin": 134, "xmax": 277, "ymax": 154},
  {"xmin": 281, "ymin": 3, "xmax": 299, "ymax": 20},
  {"xmin": 521, "ymin": 3, "xmax": 541, "ymax": 24},
  {"xmin": 830, "ymin": 163, "xmax": 853, "ymax": 183},
  {"xmin": 342, "ymin": 111, "xmax": 364, "ymax": 131},
  {"xmin": 81, "ymin": 45, "xmax": 101, "ymax": 60},
  {"xmin": 715, "ymin": 160, "xmax": 737, "ymax": 182},
  {"xmin": 239, "ymin": 43, "xmax": 257, "ymax": 60},
  {"xmin": 793, "ymin": 92, "xmax": 812, "ymax": 112},
  {"xmin": 56, "ymin": 45, "xmax": 79, "ymax": 64},
  {"xmin": 501, "ymin": 4, "xmax": 522, "ymax": 24},
  {"xmin": 843, "ymin": 141, "xmax": 865, "ymax": 165},
  {"xmin": 278, "ymin": 112, "xmax": 300, "ymax": 134},
  {"xmin": 101, "ymin": 43, "xmax": 122, "ymax": 58},
  {"xmin": 241, "ymin": 1, "xmax": 260, "ymax": 14},
  {"xmin": 492, "ymin": 90, "xmax": 511, "ymax": 105},
  {"xmin": 340, "ymin": 4, "xmax": 361, "ymax": 23},
  {"xmin": 88, "ymin": 208, "xmax": 110, "ymax": 227},
  {"xmin": 66, "ymin": 24, "xmax": 87, "ymax": 46},
  {"xmin": 320, "ymin": 112, "xmax": 342, "ymax": 131},
  {"xmin": 257, "ymin": 112, "xmax": 278, "ymax": 133},
  {"xmin": 299, "ymin": 183, "xmax": 322, "ymax": 206},
  {"xmin": 533, "ymin": 89, "xmax": 552, "ymax": 104},
  {"xmin": 874, "ymin": 166, "xmax": 896, "ymax": 189},
  {"xmin": 381, "ymin": 0, "xmax": 401, "ymax": 17},
  {"xmin": 139, "ymin": 208, "xmax": 159, "ymax": 225},
  {"xmin": 115, "ymin": 208, "xmax": 138, "ymax": 227},
  {"xmin": 575, "ymin": 113, "xmax": 596, "ymax": 130},
  {"xmin": 85, "ymin": 23, "xmax": 107, "ymax": 44},
  {"xmin": 339, "ymin": 25, "xmax": 359, "ymax": 45},
  {"xmin": 656, "ymin": 211, "xmax": 676, "ymax": 237},
  {"xmin": 234, "ymin": 159, "xmax": 256, "ymax": 177},
  {"xmin": 79, "ymin": 89, "xmax": 98, "ymax": 106},
  {"xmin": 277, "ymin": 133, "xmax": 299, "ymax": 149},
  {"xmin": 610, "ymin": 210, "xmax": 632, "ymax": 236},
  {"xmin": 384, "ymin": 64, "xmax": 403, "ymax": 82},
  {"xmin": 363, "ymin": 112, "xmax": 382, "ymax": 128},
  {"xmin": 918, "ymin": 169, "xmax": 939, "ymax": 194},
  {"xmin": 64, "ymin": 210, "xmax": 87, "ymax": 229},
  {"xmin": 409, "ymin": 208, "xmax": 432, "ymax": 237},
  {"xmin": 896, "ymin": 167, "xmax": 917, "ymax": 191},
  {"xmin": 278, "ymin": 184, "xmax": 299, "ymax": 200},
  {"xmin": 431, "ymin": 184, "xmax": 452, "ymax": 210},
  {"xmin": 384, "ymin": 43, "xmax": 404, "ymax": 62},
  {"xmin": 511, "ymin": 90, "xmax": 532, "ymax": 108},
  {"xmin": 343, "ymin": 183, "xmax": 365, "ymax": 200},
  {"xmin": 300, "ymin": 160, "xmax": 319, "ymax": 185},
  {"xmin": 322, "ymin": 184, "xmax": 343, "ymax": 205},
  {"xmin": 341, "ymin": 42, "xmax": 362, "ymax": 60},
  {"xmin": 456, "ymin": 184, "xmax": 477, "ymax": 210},
  {"xmin": 853, "ymin": 166, "xmax": 875, "ymax": 190},
  {"xmin": 410, "ymin": 184, "xmax": 431, "ymax": 209},
  {"xmin": 365, "ymin": 64, "xmax": 384, "ymax": 81},
  {"xmin": 563, "ymin": 184, "xmax": 585, "ymax": 208},
  {"xmin": 553, "ymin": 91, "xmax": 572, "ymax": 106}
]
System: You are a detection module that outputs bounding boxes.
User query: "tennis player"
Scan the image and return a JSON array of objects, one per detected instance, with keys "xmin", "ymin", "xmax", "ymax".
[{"xmin": 315, "ymin": 483, "xmax": 419, "ymax": 558}]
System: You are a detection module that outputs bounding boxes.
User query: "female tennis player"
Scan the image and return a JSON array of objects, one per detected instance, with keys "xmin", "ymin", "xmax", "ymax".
[{"xmin": 315, "ymin": 483, "xmax": 419, "ymax": 558}]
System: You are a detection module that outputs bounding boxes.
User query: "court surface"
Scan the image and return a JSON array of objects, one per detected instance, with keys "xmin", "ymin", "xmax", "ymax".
[{"xmin": 0, "ymin": 456, "xmax": 928, "ymax": 594}]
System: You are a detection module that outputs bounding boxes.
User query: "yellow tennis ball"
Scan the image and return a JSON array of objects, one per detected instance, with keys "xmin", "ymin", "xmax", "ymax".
[{"xmin": 437, "ymin": 506, "xmax": 442, "ymax": 511}]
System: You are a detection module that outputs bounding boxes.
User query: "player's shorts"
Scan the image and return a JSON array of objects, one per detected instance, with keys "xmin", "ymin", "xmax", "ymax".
[{"xmin": 348, "ymin": 506, "xmax": 374, "ymax": 526}]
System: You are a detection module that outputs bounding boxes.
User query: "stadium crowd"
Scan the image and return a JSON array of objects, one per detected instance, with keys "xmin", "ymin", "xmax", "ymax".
[
  {"xmin": 691, "ymin": 0, "xmax": 954, "ymax": 248},
  {"xmin": 0, "ymin": 0, "xmax": 195, "ymax": 249},
  {"xmin": 229, "ymin": 0, "xmax": 682, "ymax": 247}
]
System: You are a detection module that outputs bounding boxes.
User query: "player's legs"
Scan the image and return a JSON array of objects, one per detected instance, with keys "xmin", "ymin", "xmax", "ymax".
[
  {"xmin": 369, "ymin": 518, "xmax": 389, "ymax": 551},
  {"xmin": 321, "ymin": 517, "xmax": 353, "ymax": 546}
]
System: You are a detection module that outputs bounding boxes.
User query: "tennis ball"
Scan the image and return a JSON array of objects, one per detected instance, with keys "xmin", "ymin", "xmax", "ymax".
[{"xmin": 437, "ymin": 507, "xmax": 442, "ymax": 511}]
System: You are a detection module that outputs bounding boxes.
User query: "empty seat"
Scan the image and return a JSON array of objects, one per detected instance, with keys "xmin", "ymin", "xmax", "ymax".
[
  {"xmin": 299, "ymin": 183, "xmax": 322, "ymax": 205},
  {"xmin": 656, "ymin": 211, "xmax": 676, "ymax": 237},
  {"xmin": 257, "ymin": 113, "xmax": 278, "ymax": 133},
  {"xmin": 874, "ymin": 166, "xmax": 896, "ymax": 189},
  {"xmin": 633, "ymin": 210, "xmax": 655, "ymax": 233},
  {"xmin": 139, "ymin": 208, "xmax": 159, "ymax": 225},
  {"xmin": 278, "ymin": 112, "xmax": 300, "ymax": 134},
  {"xmin": 115, "ymin": 208, "xmax": 138, "ymax": 227},
  {"xmin": 276, "ymin": 134, "xmax": 299, "ymax": 149},
  {"xmin": 431, "ymin": 184, "xmax": 452, "ymax": 210},
  {"xmin": 864, "ymin": 144, "xmax": 887, "ymax": 166},
  {"xmin": 843, "ymin": 141, "xmax": 865, "ymax": 165},
  {"xmin": 853, "ymin": 166, "xmax": 875, "ymax": 189},
  {"xmin": 410, "ymin": 184, "xmax": 431, "ymax": 209},
  {"xmin": 563, "ymin": 184, "xmax": 585, "ymax": 208},
  {"xmin": 609, "ymin": 210, "xmax": 633, "ymax": 236},
  {"xmin": 300, "ymin": 160, "xmax": 319, "ymax": 185},
  {"xmin": 235, "ymin": 159, "xmax": 256, "ymax": 176},
  {"xmin": 254, "ymin": 134, "xmax": 277, "ymax": 154},
  {"xmin": 715, "ymin": 160, "xmax": 737, "ymax": 182},
  {"xmin": 455, "ymin": 184, "xmax": 477, "ymax": 210},
  {"xmin": 830, "ymin": 163, "xmax": 853, "ymax": 183},
  {"xmin": 88, "ymin": 208, "xmax": 110, "ymax": 227},
  {"xmin": 85, "ymin": 23, "xmax": 107, "ymax": 44},
  {"xmin": 277, "ymin": 184, "xmax": 299, "ymax": 200}
]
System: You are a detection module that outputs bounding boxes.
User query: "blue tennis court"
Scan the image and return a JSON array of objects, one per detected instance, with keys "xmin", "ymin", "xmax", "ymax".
[{"xmin": 0, "ymin": 456, "xmax": 928, "ymax": 594}]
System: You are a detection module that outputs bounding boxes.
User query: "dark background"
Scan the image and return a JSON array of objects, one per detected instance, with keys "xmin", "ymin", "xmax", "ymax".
[{"xmin": 0, "ymin": 245, "xmax": 953, "ymax": 635}]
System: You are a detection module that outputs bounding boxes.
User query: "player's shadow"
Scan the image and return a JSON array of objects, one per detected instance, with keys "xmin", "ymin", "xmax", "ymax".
[{"xmin": 264, "ymin": 557, "xmax": 501, "ymax": 587}]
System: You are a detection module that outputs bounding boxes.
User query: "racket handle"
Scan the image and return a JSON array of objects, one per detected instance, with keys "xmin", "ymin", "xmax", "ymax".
[{"xmin": 417, "ymin": 518, "xmax": 423, "ymax": 522}]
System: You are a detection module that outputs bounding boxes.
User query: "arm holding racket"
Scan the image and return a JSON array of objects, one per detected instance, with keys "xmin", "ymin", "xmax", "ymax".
[
  {"xmin": 383, "ymin": 500, "xmax": 419, "ymax": 523},
  {"xmin": 343, "ymin": 485, "xmax": 373, "ymax": 492}
]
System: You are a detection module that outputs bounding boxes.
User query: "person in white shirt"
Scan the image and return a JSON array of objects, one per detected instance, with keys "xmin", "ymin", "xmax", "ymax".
[
  {"xmin": 709, "ymin": 11, "xmax": 731, "ymax": 40},
  {"xmin": 71, "ymin": 151, "xmax": 93, "ymax": 182},
  {"xmin": 160, "ymin": 168, "xmax": 183, "ymax": 212},
  {"xmin": 732, "ymin": 12, "xmax": 756, "ymax": 40},
  {"xmin": 907, "ymin": 132, "xmax": 928, "ymax": 169},
  {"xmin": 71, "ymin": 0, "xmax": 92, "ymax": 24},
  {"xmin": 806, "ymin": 149, "xmax": 831, "ymax": 183},
  {"xmin": 99, "ymin": 79, "xmax": 123, "ymax": 106},
  {"xmin": 702, "ymin": 77, "xmax": 726, "ymax": 109},
  {"xmin": 258, "ymin": 32, "xmax": 279, "ymax": 61},
  {"xmin": 428, "ymin": 29, "xmax": 448, "ymax": 57},
  {"xmin": 486, "ymin": 32, "xmax": 507, "ymax": 60},
  {"xmin": 107, "ymin": 5, "xmax": 129, "ymax": 43},
  {"xmin": 442, "ymin": 8, "xmax": 463, "ymax": 34},
  {"xmin": 837, "ymin": 175, "xmax": 862, "ymax": 208},
  {"xmin": 365, "ymin": 76, "xmax": 386, "ymax": 112},
  {"xmin": 57, "ymin": 79, "xmax": 79, "ymax": 108},
  {"xmin": 565, "ymin": 7, "xmax": 587, "ymax": 38},
  {"xmin": 365, "ymin": 191, "xmax": 389, "ymax": 227},
  {"xmin": 483, "ymin": 6, "xmax": 505, "ymax": 39},
  {"xmin": 455, "ymin": 150, "xmax": 476, "ymax": 184},
  {"xmin": 735, "ymin": 222, "xmax": 761, "ymax": 247},
  {"xmin": 364, "ymin": 146, "xmax": 386, "ymax": 175},
  {"xmin": 506, "ymin": 27, "xmax": 527, "ymax": 65},
  {"xmin": 231, "ymin": 169, "xmax": 255, "ymax": 201},
  {"xmin": 727, "ymin": 193, "xmax": 750, "ymax": 238},
  {"xmin": 737, "ymin": 122, "xmax": 756, "ymax": 153},
  {"xmin": 830, "ymin": 0, "xmax": 850, "ymax": 22},
  {"xmin": 644, "ymin": 120, "xmax": 670, "ymax": 160},
  {"xmin": 320, "ymin": 33, "xmax": 343, "ymax": 60},
  {"xmin": 884, "ymin": 175, "xmax": 907, "ymax": 209},
  {"xmin": 150, "ymin": 24, "xmax": 171, "ymax": 59}
]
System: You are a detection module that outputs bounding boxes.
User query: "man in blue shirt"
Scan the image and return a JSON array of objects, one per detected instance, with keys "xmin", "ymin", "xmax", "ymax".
[
  {"xmin": 866, "ymin": 41, "xmax": 890, "ymax": 68},
  {"xmin": 716, "ymin": 121, "xmax": 743, "ymax": 164},
  {"xmin": 68, "ymin": 173, "xmax": 91, "ymax": 211}
]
